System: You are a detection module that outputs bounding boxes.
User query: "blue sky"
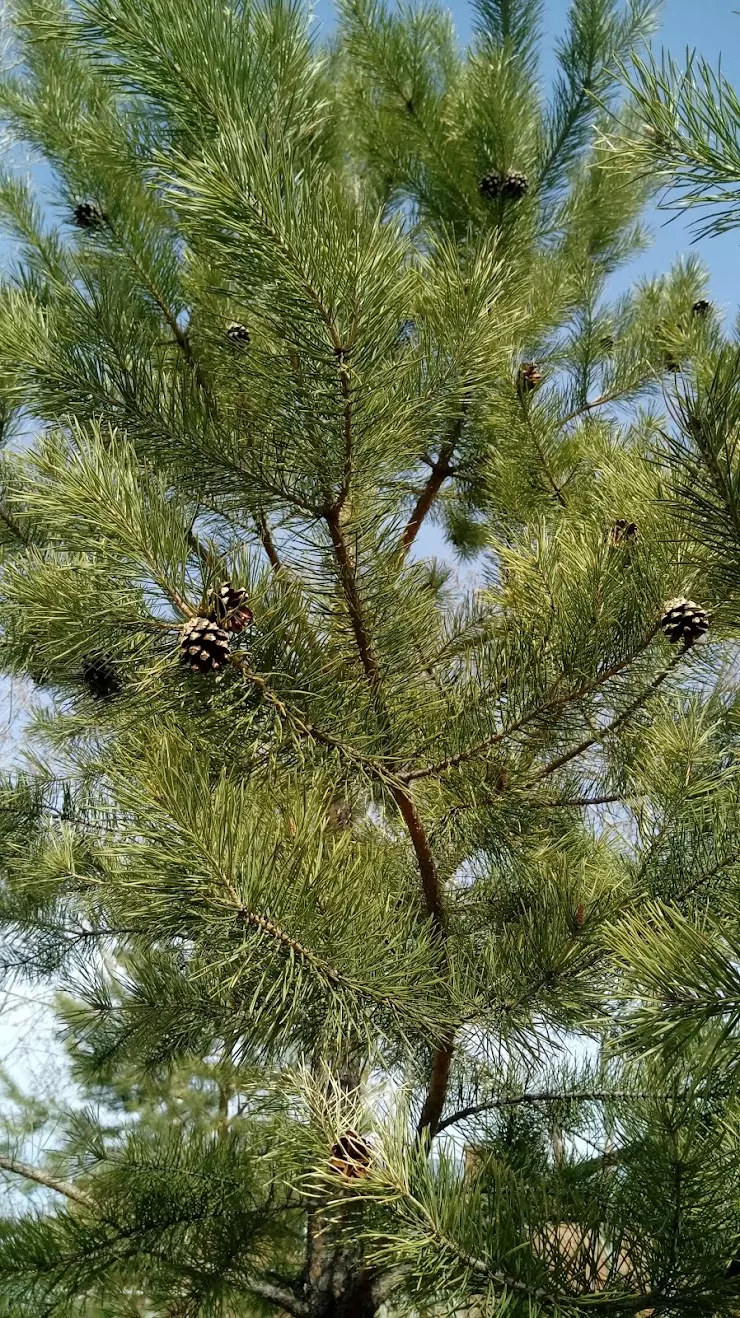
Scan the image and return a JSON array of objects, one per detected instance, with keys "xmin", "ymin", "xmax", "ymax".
[{"xmin": 311, "ymin": 0, "xmax": 740, "ymax": 313}]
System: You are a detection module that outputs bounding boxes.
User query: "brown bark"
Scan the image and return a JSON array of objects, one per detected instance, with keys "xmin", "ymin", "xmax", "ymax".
[
  {"xmin": 417, "ymin": 1034, "xmax": 455, "ymax": 1137},
  {"xmin": 400, "ymin": 430, "xmax": 459, "ymax": 555}
]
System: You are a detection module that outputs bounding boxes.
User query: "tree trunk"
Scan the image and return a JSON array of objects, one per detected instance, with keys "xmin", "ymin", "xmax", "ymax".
[{"xmin": 305, "ymin": 1213, "xmax": 381, "ymax": 1317}]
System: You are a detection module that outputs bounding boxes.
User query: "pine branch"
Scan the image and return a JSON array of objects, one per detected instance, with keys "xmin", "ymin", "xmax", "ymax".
[
  {"xmin": 335, "ymin": 347, "xmax": 354, "ymax": 515},
  {"xmin": 236, "ymin": 662, "xmax": 396, "ymax": 782},
  {"xmin": 559, "ymin": 385, "xmax": 638, "ymax": 427},
  {"xmin": 403, "ymin": 628, "xmax": 661, "ymax": 783},
  {"xmin": 257, "ymin": 511, "xmax": 283, "ymax": 571},
  {"xmin": 105, "ymin": 218, "xmax": 210, "ymax": 397},
  {"xmin": 436, "ymin": 1088, "xmax": 652, "ymax": 1134},
  {"xmin": 400, "ymin": 415, "xmax": 463, "ymax": 554},
  {"xmin": 324, "ymin": 502, "xmax": 453, "ymax": 1137},
  {"xmin": 673, "ymin": 848, "xmax": 740, "ymax": 903},
  {"xmin": 525, "ymin": 649, "xmax": 685, "ymax": 787},
  {"xmin": 0, "ymin": 1152, "xmax": 307, "ymax": 1314},
  {"xmin": 244, "ymin": 1276, "xmax": 309, "ymax": 1316},
  {"xmin": 532, "ymin": 793, "xmax": 627, "ymax": 809},
  {"xmin": 0, "ymin": 1152, "xmax": 93, "ymax": 1208},
  {"xmin": 517, "ymin": 391, "xmax": 566, "ymax": 506},
  {"xmin": 381, "ymin": 1170, "xmax": 668, "ymax": 1312},
  {"xmin": 417, "ymin": 1036, "xmax": 455, "ymax": 1137},
  {"xmin": 342, "ymin": 0, "xmax": 471, "ymax": 213},
  {"xmin": 235, "ymin": 907, "xmax": 345, "ymax": 987},
  {"xmin": 0, "ymin": 503, "xmax": 30, "ymax": 546},
  {"xmin": 392, "ymin": 788, "xmax": 445, "ymax": 935},
  {"xmin": 325, "ymin": 509, "xmax": 381, "ymax": 686},
  {"xmin": 182, "ymin": 817, "xmax": 434, "ymax": 1022}
]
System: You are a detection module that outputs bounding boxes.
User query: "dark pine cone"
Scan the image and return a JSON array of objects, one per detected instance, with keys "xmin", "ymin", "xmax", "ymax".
[
  {"xmin": 517, "ymin": 361, "xmax": 543, "ymax": 394},
  {"xmin": 692, "ymin": 299, "xmax": 711, "ymax": 317},
  {"xmin": 207, "ymin": 581, "xmax": 254, "ymax": 633},
  {"xmin": 227, "ymin": 321, "xmax": 250, "ymax": 343},
  {"xmin": 73, "ymin": 202, "xmax": 106, "ymax": 229},
  {"xmin": 179, "ymin": 616, "xmax": 231, "ymax": 673},
  {"xmin": 660, "ymin": 597, "xmax": 711, "ymax": 647},
  {"xmin": 80, "ymin": 652, "xmax": 121, "ymax": 700},
  {"xmin": 607, "ymin": 519, "xmax": 638, "ymax": 548},
  {"xmin": 329, "ymin": 1130, "xmax": 372, "ymax": 1180},
  {"xmin": 479, "ymin": 171, "xmax": 528, "ymax": 201}
]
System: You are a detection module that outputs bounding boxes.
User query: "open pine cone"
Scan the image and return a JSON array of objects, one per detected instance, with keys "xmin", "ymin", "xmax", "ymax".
[
  {"xmin": 179, "ymin": 616, "xmax": 230, "ymax": 673},
  {"xmin": 329, "ymin": 1130, "xmax": 371, "ymax": 1180},
  {"xmin": 207, "ymin": 581, "xmax": 254, "ymax": 633},
  {"xmin": 607, "ymin": 519, "xmax": 638, "ymax": 548},
  {"xmin": 73, "ymin": 201, "xmax": 106, "ymax": 229},
  {"xmin": 660, "ymin": 598, "xmax": 711, "ymax": 647},
  {"xmin": 517, "ymin": 361, "xmax": 543, "ymax": 393}
]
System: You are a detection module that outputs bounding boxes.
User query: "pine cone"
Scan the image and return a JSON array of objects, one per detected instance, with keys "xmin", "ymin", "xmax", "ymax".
[
  {"xmin": 660, "ymin": 598, "xmax": 711, "ymax": 647},
  {"xmin": 207, "ymin": 581, "xmax": 254, "ymax": 633},
  {"xmin": 227, "ymin": 321, "xmax": 250, "ymax": 344},
  {"xmin": 329, "ymin": 1130, "xmax": 371, "ymax": 1180},
  {"xmin": 517, "ymin": 362, "xmax": 543, "ymax": 394},
  {"xmin": 179, "ymin": 616, "xmax": 230, "ymax": 673},
  {"xmin": 73, "ymin": 202, "xmax": 106, "ymax": 229},
  {"xmin": 692, "ymin": 299, "xmax": 711, "ymax": 317},
  {"xmin": 502, "ymin": 171, "xmax": 528, "ymax": 199},
  {"xmin": 607, "ymin": 519, "xmax": 638, "ymax": 548},
  {"xmin": 479, "ymin": 171, "xmax": 528, "ymax": 201},
  {"xmin": 80, "ymin": 652, "xmax": 121, "ymax": 700}
]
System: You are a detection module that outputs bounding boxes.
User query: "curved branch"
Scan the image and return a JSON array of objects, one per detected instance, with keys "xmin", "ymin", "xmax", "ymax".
[
  {"xmin": 245, "ymin": 1276, "xmax": 309, "ymax": 1316},
  {"xmin": 437, "ymin": 1089, "xmax": 652, "ymax": 1135},
  {"xmin": 0, "ymin": 1152, "xmax": 93, "ymax": 1208}
]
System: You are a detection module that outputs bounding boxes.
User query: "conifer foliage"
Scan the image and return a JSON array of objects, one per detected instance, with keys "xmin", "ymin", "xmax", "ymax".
[{"xmin": 0, "ymin": 0, "xmax": 740, "ymax": 1315}]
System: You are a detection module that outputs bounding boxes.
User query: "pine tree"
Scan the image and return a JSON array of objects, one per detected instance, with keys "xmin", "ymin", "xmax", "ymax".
[{"xmin": 2, "ymin": 0, "xmax": 740, "ymax": 1315}]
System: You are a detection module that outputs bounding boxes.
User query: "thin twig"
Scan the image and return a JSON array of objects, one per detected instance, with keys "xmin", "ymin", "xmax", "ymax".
[
  {"xmin": 531, "ymin": 793, "xmax": 628, "ymax": 809},
  {"xmin": 559, "ymin": 387, "xmax": 634, "ymax": 427}
]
